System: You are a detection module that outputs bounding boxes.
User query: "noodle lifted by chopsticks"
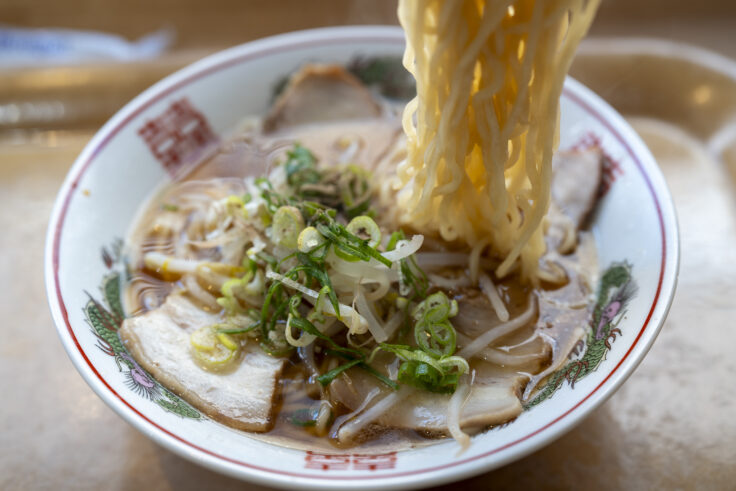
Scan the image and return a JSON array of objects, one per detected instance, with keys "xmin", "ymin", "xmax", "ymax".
[{"xmin": 397, "ymin": 0, "xmax": 600, "ymax": 282}]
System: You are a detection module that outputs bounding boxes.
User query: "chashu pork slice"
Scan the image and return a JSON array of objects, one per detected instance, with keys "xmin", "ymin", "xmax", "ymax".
[
  {"xmin": 119, "ymin": 295, "xmax": 285, "ymax": 431},
  {"xmin": 524, "ymin": 146, "xmax": 603, "ymax": 399},
  {"xmin": 545, "ymin": 148, "xmax": 603, "ymax": 253},
  {"xmin": 263, "ymin": 64, "xmax": 382, "ymax": 133},
  {"xmin": 380, "ymin": 373, "xmax": 525, "ymax": 433},
  {"xmin": 330, "ymin": 364, "xmax": 525, "ymax": 435},
  {"xmin": 522, "ymin": 267, "xmax": 594, "ymax": 401},
  {"xmin": 551, "ymin": 148, "xmax": 603, "ymax": 229}
]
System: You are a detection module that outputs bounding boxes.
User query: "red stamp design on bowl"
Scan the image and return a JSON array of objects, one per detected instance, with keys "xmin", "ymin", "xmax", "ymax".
[
  {"xmin": 352, "ymin": 452, "xmax": 398, "ymax": 471},
  {"xmin": 304, "ymin": 451, "xmax": 397, "ymax": 471},
  {"xmin": 138, "ymin": 98, "xmax": 218, "ymax": 177}
]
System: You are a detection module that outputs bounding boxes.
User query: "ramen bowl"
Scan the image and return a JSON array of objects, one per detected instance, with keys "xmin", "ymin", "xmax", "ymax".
[{"xmin": 45, "ymin": 26, "xmax": 679, "ymax": 489}]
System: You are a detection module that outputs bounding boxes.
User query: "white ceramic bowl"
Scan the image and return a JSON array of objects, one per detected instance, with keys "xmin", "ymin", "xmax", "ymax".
[{"xmin": 45, "ymin": 26, "xmax": 679, "ymax": 489}]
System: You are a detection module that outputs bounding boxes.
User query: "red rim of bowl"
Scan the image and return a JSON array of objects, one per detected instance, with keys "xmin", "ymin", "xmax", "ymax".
[{"xmin": 44, "ymin": 27, "xmax": 679, "ymax": 489}]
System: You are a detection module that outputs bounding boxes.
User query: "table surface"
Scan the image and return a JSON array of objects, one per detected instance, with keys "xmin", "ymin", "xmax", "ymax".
[{"xmin": 2, "ymin": 8, "xmax": 736, "ymax": 491}]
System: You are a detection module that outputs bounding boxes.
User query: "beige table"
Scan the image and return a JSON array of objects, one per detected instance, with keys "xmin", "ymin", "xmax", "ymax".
[{"xmin": 2, "ymin": 4, "xmax": 736, "ymax": 490}]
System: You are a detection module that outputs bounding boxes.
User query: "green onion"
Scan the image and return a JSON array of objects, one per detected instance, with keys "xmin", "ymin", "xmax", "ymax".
[
  {"xmin": 386, "ymin": 231, "xmax": 403, "ymax": 251},
  {"xmin": 414, "ymin": 319, "xmax": 456, "ymax": 357},
  {"xmin": 338, "ymin": 165, "xmax": 373, "ymax": 219},
  {"xmin": 316, "ymin": 358, "xmax": 363, "ymax": 386},
  {"xmin": 260, "ymin": 281, "xmax": 285, "ymax": 338},
  {"xmin": 285, "ymin": 144, "xmax": 319, "ymax": 186},
  {"xmin": 297, "ymin": 226, "xmax": 325, "ymax": 253},
  {"xmin": 216, "ymin": 321, "xmax": 259, "ymax": 335},
  {"xmin": 254, "ymin": 251, "xmax": 278, "ymax": 269},
  {"xmin": 190, "ymin": 325, "xmax": 240, "ymax": 370},
  {"xmin": 397, "ymin": 361, "xmax": 457, "ymax": 394},
  {"xmin": 288, "ymin": 316, "xmax": 361, "ymax": 357},
  {"xmin": 399, "ymin": 254, "xmax": 429, "ymax": 297},
  {"xmin": 294, "ymin": 252, "xmax": 340, "ymax": 319},
  {"xmin": 326, "ymin": 349, "xmax": 399, "ymax": 390},
  {"xmin": 217, "ymin": 268, "xmax": 266, "ymax": 316},
  {"xmin": 272, "ymin": 206, "xmax": 304, "ymax": 249},
  {"xmin": 377, "ymin": 343, "xmax": 468, "ymax": 393},
  {"xmin": 387, "ymin": 230, "xmax": 428, "ymax": 298},
  {"xmin": 410, "ymin": 292, "xmax": 459, "ymax": 358},
  {"xmin": 346, "ymin": 216, "xmax": 381, "ymax": 248},
  {"xmin": 412, "ymin": 292, "xmax": 452, "ymax": 322},
  {"xmin": 315, "ymin": 218, "xmax": 392, "ymax": 267},
  {"xmin": 259, "ymin": 338, "xmax": 293, "ymax": 357},
  {"xmin": 208, "ymin": 143, "xmax": 453, "ymax": 399}
]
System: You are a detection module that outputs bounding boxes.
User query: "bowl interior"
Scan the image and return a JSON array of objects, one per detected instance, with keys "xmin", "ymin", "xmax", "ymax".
[{"xmin": 45, "ymin": 26, "xmax": 678, "ymax": 490}]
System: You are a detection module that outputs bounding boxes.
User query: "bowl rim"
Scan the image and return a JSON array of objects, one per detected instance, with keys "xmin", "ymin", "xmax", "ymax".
[{"xmin": 44, "ymin": 25, "xmax": 680, "ymax": 490}]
